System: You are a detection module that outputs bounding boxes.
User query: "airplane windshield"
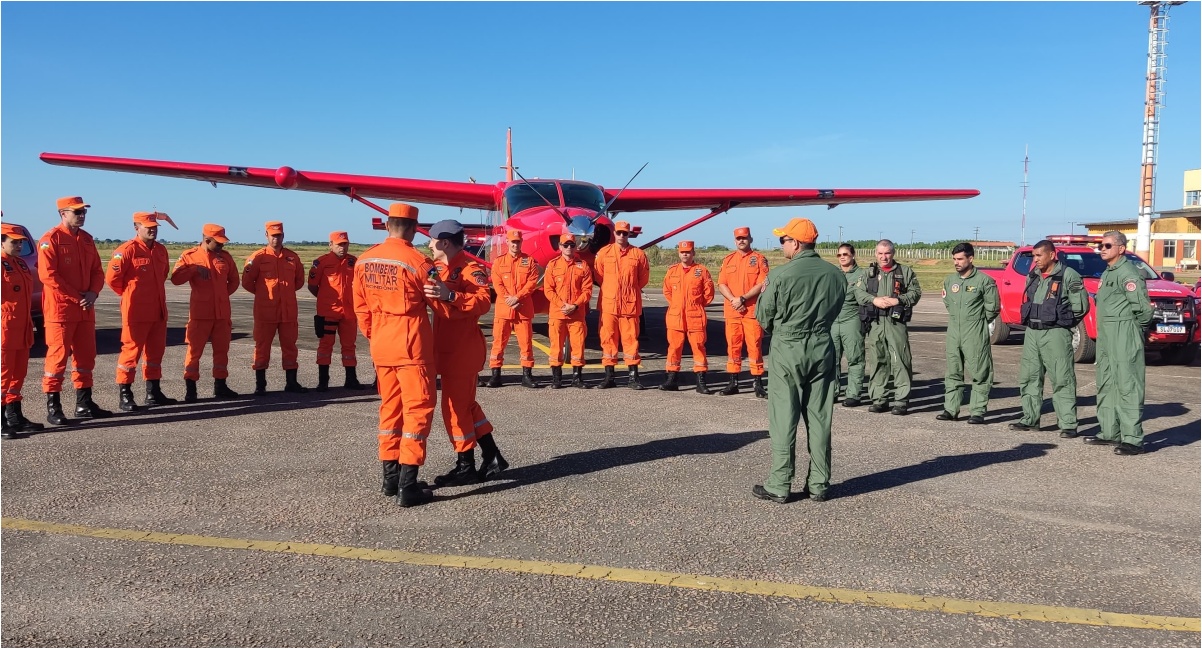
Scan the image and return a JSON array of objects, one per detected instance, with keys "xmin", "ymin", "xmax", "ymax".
[
  {"xmin": 561, "ymin": 183, "xmax": 605, "ymax": 212},
  {"xmin": 503, "ymin": 182, "xmax": 561, "ymax": 217}
]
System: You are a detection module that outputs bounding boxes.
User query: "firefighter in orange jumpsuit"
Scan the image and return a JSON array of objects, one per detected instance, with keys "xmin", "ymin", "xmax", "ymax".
[
  {"xmin": 106, "ymin": 212, "xmax": 174, "ymax": 411},
  {"xmin": 171, "ymin": 224, "xmax": 241, "ymax": 402},
  {"xmin": 425, "ymin": 219, "xmax": 509, "ymax": 487},
  {"xmin": 661, "ymin": 241, "xmax": 716, "ymax": 394},
  {"xmin": 308, "ymin": 231, "xmax": 367, "ymax": 392},
  {"xmin": 717, "ymin": 226, "xmax": 770, "ymax": 398},
  {"xmin": 543, "ymin": 228, "xmax": 593, "ymax": 389},
  {"xmin": 39, "ymin": 196, "xmax": 111, "ymax": 424},
  {"xmin": 593, "ymin": 220, "xmax": 649, "ymax": 389},
  {"xmin": 2, "ymin": 224, "xmax": 45, "ymax": 438},
  {"xmin": 353, "ymin": 202, "xmax": 439, "ymax": 507},
  {"xmin": 243, "ymin": 221, "xmax": 308, "ymax": 395},
  {"xmin": 485, "ymin": 229, "xmax": 540, "ymax": 389}
]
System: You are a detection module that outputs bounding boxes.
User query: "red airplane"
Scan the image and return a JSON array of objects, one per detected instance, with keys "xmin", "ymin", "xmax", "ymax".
[{"xmin": 40, "ymin": 129, "xmax": 978, "ymax": 311}]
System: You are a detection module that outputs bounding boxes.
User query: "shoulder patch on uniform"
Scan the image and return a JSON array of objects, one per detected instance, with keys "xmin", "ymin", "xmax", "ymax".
[
  {"xmin": 40, "ymin": 242, "xmax": 50, "ymax": 250},
  {"xmin": 520, "ymin": 257, "xmax": 530, "ymax": 267},
  {"xmin": 112, "ymin": 252, "xmax": 123, "ymax": 259},
  {"xmin": 749, "ymin": 257, "xmax": 757, "ymax": 267},
  {"xmin": 1124, "ymin": 280, "xmax": 1137, "ymax": 292},
  {"xmin": 941, "ymin": 288, "xmax": 946, "ymax": 298},
  {"xmin": 472, "ymin": 269, "xmax": 488, "ymax": 286},
  {"xmin": 694, "ymin": 267, "xmax": 702, "ymax": 277},
  {"xmin": 311, "ymin": 259, "xmax": 320, "ymax": 268}
]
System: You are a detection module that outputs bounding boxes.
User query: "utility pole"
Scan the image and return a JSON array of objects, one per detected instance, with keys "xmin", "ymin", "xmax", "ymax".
[
  {"xmin": 1068, "ymin": 221, "xmax": 1077, "ymax": 236},
  {"xmin": 1020, "ymin": 145, "xmax": 1029, "ymax": 246},
  {"xmin": 838, "ymin": 225, "xmax": 843, "ymax": 243},
  {"xmin": 910, "ymin": 229, "xmax": 916, "ymax": 246},
  {"xmin": 973, "ymin": 226, "xmax": 981, "ymax": 241}
]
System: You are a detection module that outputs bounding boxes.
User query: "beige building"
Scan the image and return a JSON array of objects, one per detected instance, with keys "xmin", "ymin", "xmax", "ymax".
[{"xmin": 1083, "ymin": 169, "xmax": 1201, "ymax": 269}]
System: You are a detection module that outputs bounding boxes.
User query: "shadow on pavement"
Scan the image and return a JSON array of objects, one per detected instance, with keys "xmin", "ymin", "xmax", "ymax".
[{"xmin": 832, "ymin": 442, "xmax": 1057, "ymax": 499}]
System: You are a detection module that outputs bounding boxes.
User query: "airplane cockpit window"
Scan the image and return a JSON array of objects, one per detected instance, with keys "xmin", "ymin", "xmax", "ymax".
[
  {"xmin": 560, "ymin": 183, "xmax": 605, "ymax": 213},
  {"xmin": 503, "ymin": 182, "xmax": 561, "ymax": 217}
]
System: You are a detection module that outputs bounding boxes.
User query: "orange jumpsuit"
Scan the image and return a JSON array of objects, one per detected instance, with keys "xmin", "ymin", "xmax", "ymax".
[
  {"xmin": 718, "ymin": 249, "xmax": 769, "ymax": 376},
  {"xmin": 106, "ymin": 238, "xmax": 169, "ymax": 383},
  {"xmin": 242, "ymin": 246, "xmax": 305, "ymax": 371},
  {"xmin": 2, "ymin": 252, "xmax": 35, "ymax": 405},
  {"xmin": 593, "ymin": 243, "xmax": 649, "ymax": 367},
  {"xmin": 38, "ymin": 223, "xmax": 104, "ymax": 392},
  {"xmin": 308, "ymin": 252, "xmax": 358, "ymax": 367},
  {"xmin": 171, "ymin": 245, "xmax": 240, "ymax": 380},
  {"xmin": 664, "ymin": 262, "xmax": 715, "ymax": 373},
  {"xmin": 429, "ymin": 251, "xmax": 494, "ymax": 452},
  {"xmin": 488, "ymin": 252, "xmax": 539, "ymax": 369},
  {"xmin": 354, "ymin": 238, "xmax": 437, "ymax": 467},
  {"xmin": 543, "ymin": 255, "xmax": 593, "ymax": 367}
]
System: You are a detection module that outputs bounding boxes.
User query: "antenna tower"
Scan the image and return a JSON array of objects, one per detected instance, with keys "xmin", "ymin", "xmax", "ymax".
[
  {"xmin": 1020, "ymin": 145, "xmax": 1029, "ymax": 246},
  {"xmin": 1135, "ymin": 1, "xmax": 1184, "ymax": 253}
]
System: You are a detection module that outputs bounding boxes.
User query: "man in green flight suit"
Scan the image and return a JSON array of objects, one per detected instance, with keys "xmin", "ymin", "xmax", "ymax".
[
  {"xmin": 1083, "ymin": 231, "xmax": 1154, "ymax": 455},
  {"xmin": 1010, "ymin": 239, "xmax": 1090, "ymax": 437},
  {"xmin": 937, "ymin": 242, "xmax": 1000, "ymax": 424},
  {"xmin": 833, "ymin": 243, "xmax": 867, "ymax": 407},
  {"xmin": 852, "ymin": 239, "xmax": 922, "ymax": 415},
  {"xmin": 752, "ymin": 217, "xmax": 845, "ymax": 504}
]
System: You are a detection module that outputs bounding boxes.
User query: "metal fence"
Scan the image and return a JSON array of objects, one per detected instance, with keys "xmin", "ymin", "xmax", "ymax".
[{"xmin": 894, "ymin": 247, "xmax": 1014, "ymax": 262}]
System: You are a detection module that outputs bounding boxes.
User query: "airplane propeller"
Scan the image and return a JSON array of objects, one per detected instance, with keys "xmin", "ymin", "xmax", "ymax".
[
  {"xmin": 592, "ymin": 162, "xmax": 649, "ymax": 225},
  {"xmin": 512, "ymin": 168, "xmax": 573, "ymax": 225}
]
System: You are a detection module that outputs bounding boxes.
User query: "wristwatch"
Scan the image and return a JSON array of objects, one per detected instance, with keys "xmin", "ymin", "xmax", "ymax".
[{"xmin": 445, "ymin": 290, "xmax": 457, "ymax": 302}]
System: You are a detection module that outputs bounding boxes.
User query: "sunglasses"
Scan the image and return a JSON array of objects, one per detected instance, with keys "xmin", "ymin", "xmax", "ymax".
[
  {"xmin": 779, "ymin": 236, "xmax": 794, "ymax": 245},
  {"xmin": 735, "ymin": 237, "xmax": 750, "ymax": 241},
  {"xmin": 61, "ymin": 208, "xmax": 87, "ymax": 216},
  {"xmin": 837, "ymin": 253, "xmax": 851, "ymax": 257},
  {"xmin": 1097, "ymin": 243, "xmax": 1117, "ymax": 250},
  {"xmin": 560, "ymin": 242, "xmax": 576, "ymax": 248},
  {"xmin": 615, "ymin": 231, "xmax": 629, "ymax": 236}
]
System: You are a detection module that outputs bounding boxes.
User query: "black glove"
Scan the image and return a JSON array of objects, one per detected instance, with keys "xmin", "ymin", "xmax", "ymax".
[{"xmin": 314, "ymin": 314, "xmax": 326, "ymax": 339}]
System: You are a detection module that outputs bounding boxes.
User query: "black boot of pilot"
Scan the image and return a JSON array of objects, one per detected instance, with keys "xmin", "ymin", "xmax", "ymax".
[
  {"xmin": 381, "ymin": 460, "xmax": 400, "ymax": 497},
  {"xmin": 695, "ymin": 372, "xmax": 711, "ymax": 395},
  {"xmin": 485, "ymin": 368, "xmax": 503, "ymax": 388},
  {"xmin": 596, "ymin": 366, "xmax": 616, "ymax": 389},
  {"xmin": 660, "ymin": 372, "xmax": 679, "ymax": 391},
  {"xmin": 254, "ymin": 370, "xmax": 268, "ymax": 396},
  {"xmin": 397, "ymin": 464, "xmax": 434, "ymax": 508},
  {"xmin": 284, "ymin": 369, "xmax": 308, "ymax": 393},
  {"xmin": 550, "ymin": 366, "xmax": 564, "ymax": 389},
  {"xmin": 118, "ymin": 383, "xmax": 140, "ymax": 412},
  {"xmin": 74, "ymin": 387, "xmax": 112, "ymax": 419},
  {"xmin": 184, "ymin": 379, "xmax": 198, "ymax": 403},
  {"xmin": 145, "ymin": 379, "xmax": 177, "ymax": 407},
  {"xmin": 45, "ymin": 392, "xmax": 69, "ymax": 426},
  {"xmin": 521, "ymin": 367, "xmax": 538, "ymax": 389},
  {"xmin": 752, "ymin": 375, "xmax": 767, "ymax": 399},
  {"xmin": 718, "ymin": 373, "xmax": 740, "ymax": 396},
  {"xmin": 572, "ymin": 367, "xmax": 586, "ymax": 389},
  {"xmin": 7, "ymin": 402, "xmax": 43, "ymax": 434},
  {"xmin": 627, "ymin": 366, "xmax": 645, "ymax": 390},
  {"xmin": 433, "ymin": 449, "xmax": 479, "ymax": 488},
  {"xmin": 476, "ymin": 432, "xmax": 510, "ymax": 481},
  {"xmin": 344, "ymin": 366, "xmax": 368, "ymax": 390},
  {"xmin": 214, "ymin": 378, "xmax": 239, "ymax": 399},
  {"xmin": 316, "ymin": 365, "xmax": 330, "ymax": 392}
]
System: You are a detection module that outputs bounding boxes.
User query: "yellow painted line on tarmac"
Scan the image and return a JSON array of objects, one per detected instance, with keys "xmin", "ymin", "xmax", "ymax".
[
  {"xmin": 3, "ymin": 517, "xmax": 1197, "ymax": 633},
  {"xmin": 530, "ymin": 337, "xmax": 554, "ymax": 357}
]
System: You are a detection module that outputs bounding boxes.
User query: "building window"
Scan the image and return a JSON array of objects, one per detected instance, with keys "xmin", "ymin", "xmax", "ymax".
[
  {"xmin": 1186, "ymin": 190, "xmax": 1200, "ymax": 207},
  {"xmin": 1183, "ymin": 240, "xmax": 1197, "ymax": 260},
  {"xmin": 1163, "ymin": 239, "xmax": 1177, "ymax": 259}
]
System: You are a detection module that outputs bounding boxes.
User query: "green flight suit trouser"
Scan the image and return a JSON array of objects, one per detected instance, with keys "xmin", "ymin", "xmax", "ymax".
[
  {"xmin": 1095, "ymin": 318, "xmax": 1145, "ymax": 445},
  {"xmin": 764, "ymin": 334, "xmax": 836, "ymax": 499},
  {"xmin": 944, "ymin": 318, "xmax": 993, "ymax": 416},
  {"xmin": 1018, "ymin": 327, "xmax": 1078, "ymax": 430},
  {"xmin": 866, "ymin": 318, "xmax": 912, "ymax": 407},
  {"xmin": 832, "ymin": 317, "xmax": 865, "ymax": 400}
]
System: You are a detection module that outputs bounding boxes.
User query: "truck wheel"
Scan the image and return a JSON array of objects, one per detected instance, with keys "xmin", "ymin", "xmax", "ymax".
[
  {"xmin": 988, "ymin": 318, "xmax": 1010, "ymax": 345},
  {"xmin": 1072, "ymin": 321, "xmax": 1095, "ymax": 364}
]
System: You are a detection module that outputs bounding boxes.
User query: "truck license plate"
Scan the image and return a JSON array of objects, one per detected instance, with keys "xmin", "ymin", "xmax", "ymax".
[{"xmin": 1156, "ymin": 324, "xmax": 1186, "ymax": 334}]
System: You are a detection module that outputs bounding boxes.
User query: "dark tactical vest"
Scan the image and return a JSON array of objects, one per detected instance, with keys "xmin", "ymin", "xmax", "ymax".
[
  {"xmin": 858, "ymin": 264, "xmax": 912, "ymax": 325},
  {"xmin": 1020, "ymin": 268, "xmax": 1077, "ymax": 330}
]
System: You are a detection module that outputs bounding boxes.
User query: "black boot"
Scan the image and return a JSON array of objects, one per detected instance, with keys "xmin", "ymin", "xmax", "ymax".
[
  {"xmin": 2, "ymin": 403, "xmax": 30, "ymax": 439},
  {"xmin": 433, "ymin": 449, "xmax": 479, "ymax": 488},
  {"xmin": 74, "ymin": 387, "xmax": 112, "ymax": 419},
  {"xmin": 118, "ymin": 383, "xmax": 140, "ymax": 412},
  {"xmin": 660, "ymin": 372, "xmax": 679, "ymax": 391},
  {"xmin": 752, "ymin": 376, "xmax": 767, "ymax": 399},
  {"xmin": 381, "ymin": 460, "xmax": 400, "ymax": 497},
  {"xmin": 485, "ymin": 368, "xmax": 503, "ymax": 388},
  {"xmin": 284, "ymin": 369, "xmax": 308, "ymax": 393},
  {"xmin": 45, "ymin": 392, "xmax": 68, "ymax": 426},
  {"xmin": 695, "ymin": 372, "xmax": 711, "ymax": 395},
  {"xmin": 344, "ymin": 366, "xmax": 368, "ymax": 390},
  {"xmin": 8, "ymin": 402, "xmax": 43, "ymax": 433},
  {"xmin": 254, "ymin": 369, "xmax": 268, "ymax": 396},
  {"xmin": 184, "ymin": 379, "xmax": 198, "ymax": 403},
  {"xmin": 596, "ymin": 366, "xmax": 616, "ymax": 389},
  {"xmin": 550, "ymin": 366, "xmax": 564, "ymax": 389},
  {"xmin": 476, "ymin": 432, "xmax": 510, "ymax": 481},
  {"xmin": 627, "ymin": 366, "xmax": 644, "ymax": 390},
  {"xmin": 316, "ymin": 365, "xmax": 330, "ymax": 392},
  {"xmin": 214, "ymin": 378, "xmax": 239, "ymax": 399},
  {"xmin": 718, "ymin": 373, "xmax": 739, "ymax": 395},
  {"xmin": 572, "ymin": 367, "xmax": 586, "ymax": 389},
  {"xmin": 521, "ymin": 368, "xmax": 537, "ymax": 389},
  {"xmin": 397, "ymin": 464, "xmax": 434, "ymax": 508},
  {"xmin": 145, "ymin": 379, "xmax": 177, "ymax": 407}
]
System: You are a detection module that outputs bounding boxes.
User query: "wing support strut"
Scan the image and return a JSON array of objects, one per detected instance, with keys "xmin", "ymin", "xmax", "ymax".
[
  {"xmin": 339, "ymin": 187, "xmax": 492, "ymax": 268},
  {"xmin": 639, "ymin": 203, "xmax": 735, "ymax": 250}
]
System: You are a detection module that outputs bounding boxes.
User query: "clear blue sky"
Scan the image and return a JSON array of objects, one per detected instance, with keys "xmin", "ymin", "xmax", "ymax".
[{"xmin": 2, "ymin": 2, "xmax": 1199, "ymax": 248}]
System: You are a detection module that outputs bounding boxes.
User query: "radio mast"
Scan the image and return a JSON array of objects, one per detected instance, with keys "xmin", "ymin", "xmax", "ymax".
[
  {"xmin": 1135, "ymin": 1, "xmax": 1185, "ymax": 253},
  {"xmin": 1020, "ymin": 145, "xmax": 1029, "ymax": 246}
]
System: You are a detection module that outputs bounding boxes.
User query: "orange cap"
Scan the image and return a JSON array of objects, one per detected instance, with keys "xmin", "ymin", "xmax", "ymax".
[
  {"xmin": 330, "ymin": 231, "xmax": 350, "ymax": 244},
  {"xmin": 1, "ymin": 223, "xmax": 28, "ymax": 240},
  {"xmin": 772, "ymin": 217, "xmax": 819, "ymax": 244},
  {"xmin": 265, "ymin": 221, "xmax": 284, "ymax": 235},
  {"xmin": 203, "ymin": 224, "xmax": 229, "ymax": 244},
  {"xmin": 388, "ymin": 203, "xmax": 418, "ymax": 220},
  {"xmin": 56, "ymin": 196, "xmax": 90, "ymax": 211},
  {"xmin": 506, "ymin": 229, "xmax": 523, "ymax": 242},
  {"xmin": 677, "ymin": 240, "xmax": 695, "ymax": 252},
  {"xmin": 614, "ymin": 221, "xmax": 631, "ymax": 233},
  {"xmin": 734, "ymin": 227, "xmax": 751, "ymax": 238},
  {"xmin": 133, "ymin": 211, "xmax": 160, "ymax": 225}
]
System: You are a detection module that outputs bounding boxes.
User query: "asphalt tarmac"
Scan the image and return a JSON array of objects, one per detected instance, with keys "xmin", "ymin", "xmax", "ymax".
[{"xmin": 2, "ymin": 285, "xmax": 1199, "ymax": 647}]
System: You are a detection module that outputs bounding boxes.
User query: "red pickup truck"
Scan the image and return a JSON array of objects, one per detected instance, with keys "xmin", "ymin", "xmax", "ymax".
[
  {"xmin": 981, "ymin": 235, "xmax": 1198, "ymax": 364},
  {"xmin": 3, "ymin": 222, "xmax": 44, "ymax": 334}
]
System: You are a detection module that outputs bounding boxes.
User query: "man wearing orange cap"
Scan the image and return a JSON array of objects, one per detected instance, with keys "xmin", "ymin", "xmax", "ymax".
[
  {"xmin": 39, "ymin": 196, "xmax": 111, "ymax": 424},
  {"xmin": 717, "ymin": 227, "xmax": 770, "ymax": 398},
  {"xmin": 593, "ymin": 220, "xmax": 649, "ymax": 389},
  {"xmin": 2, "ymin": 224, "xmax": 45, "ymax": 438},
  {"xmin": 851, "ymin": 239, "xmax": 922, "ymax": 415},
  {"xmin": 171, "ymin": 224, "xmax": 241, "ymax": 402},
  {"xmin": 308, "ymin": 231, "xmax": 367, "ymax": 392},
  {"xmin": 543, "ymin": 228, "xmax": 593, "ymax": 389},
  {"xmin": 753, "ymin": 218, "xmax": 845, "ymax": 505},
  {"xmin": 106, "ymin": 212, "xmax": 175, "ymax": 410},
  {"xmin": 660, "ymin": 241, "xmax": 715, "ymax": 393},
  {"xmin": 486, "ymin": 229, "xmax": 540, "ymax": 389},
  {"xmin": 243, "ymin": 220, "xmax": 308, "ymax": 395}
]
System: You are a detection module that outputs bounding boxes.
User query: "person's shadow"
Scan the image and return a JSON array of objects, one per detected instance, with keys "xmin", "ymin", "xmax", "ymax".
[{"xmin": 832, "ymin": 442, "xmax": 1057, "ymax": 499}]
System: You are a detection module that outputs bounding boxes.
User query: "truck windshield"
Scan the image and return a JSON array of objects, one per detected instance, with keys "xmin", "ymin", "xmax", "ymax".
[{"xmin": 1059, "ymin": 252, "xmax": 1159, "ymax": 280}]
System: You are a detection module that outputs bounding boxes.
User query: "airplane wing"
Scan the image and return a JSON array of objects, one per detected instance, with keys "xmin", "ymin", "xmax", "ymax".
[{"xmin": 606, "ymin": 187, "xmax": 979, "ymax": 212}]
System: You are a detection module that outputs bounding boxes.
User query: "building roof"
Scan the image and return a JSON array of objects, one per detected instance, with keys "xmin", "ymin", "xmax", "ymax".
[
  {"xmin": 1081, "ymin": 206, "xmax": 1200, "ymax": 228},
  {"xmin": 968, "ymin": 241, "xmax": 1016, "ymax": 247}
]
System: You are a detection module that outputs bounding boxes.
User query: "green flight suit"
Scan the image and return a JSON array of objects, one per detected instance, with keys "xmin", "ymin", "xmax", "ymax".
[
  {"xmin": 756, "ymin": 249, "xmax": 845, "ymax": 499},
  {"xmin": 942, "ymin": 267, "xmax": 1000, "ymax": 417},
  {"xmin": 1093, "ymin": 256, "xmax": 1154, "ymax": 445},
  {"xmin": 833, "ymin": 263, "xmax": 867, "ymax": 400},
  {"xmin": 1017, "ymin": 262, "xmax": 1089, "ymax": 430},
  {"xmin": 852, "ymin": 263, "xmax": 922, "ymax": 408}
]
